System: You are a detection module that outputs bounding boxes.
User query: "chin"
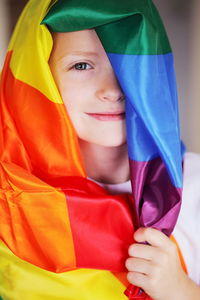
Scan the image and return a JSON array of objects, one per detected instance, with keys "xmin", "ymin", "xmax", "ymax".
[
  {"xmin": 78, "ymin": 134, "xmax": 126, "ymax": 147},
  {"xmin": 77, "ymin": 124, "xmax": 127, "ymax": 147},
  {"xmin": 93, "ymin": 137, "xmax": 127, "ymax": 147}
]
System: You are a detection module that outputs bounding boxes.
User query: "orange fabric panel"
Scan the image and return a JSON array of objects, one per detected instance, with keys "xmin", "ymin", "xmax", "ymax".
[
  {"xmin": 170, "ymin": 235, "xmax": 188, "ymax": 274},
  {"xmin": 0, "ymin": 51, "xmax": 85, "ymax": 180},
  {"xmin": 0, "ymin": 161, "xmax": 77, "ymax": 272}
]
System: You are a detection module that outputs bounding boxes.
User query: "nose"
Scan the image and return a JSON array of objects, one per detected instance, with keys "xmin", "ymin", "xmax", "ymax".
[{"xmin": 96, "ymin": 69, "xmax": 124, "ymax": 103}]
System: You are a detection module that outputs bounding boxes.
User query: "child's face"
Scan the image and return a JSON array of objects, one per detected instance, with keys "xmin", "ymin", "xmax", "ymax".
[{"xmin": 49, "ymin": 29, "xmax": 126, "ymax": 147}]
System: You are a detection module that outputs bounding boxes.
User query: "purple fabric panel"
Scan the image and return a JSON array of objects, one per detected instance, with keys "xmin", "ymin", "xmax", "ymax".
[{"xmin": 129, "ymin": 157, "xmax": 182, "ymax": 236}]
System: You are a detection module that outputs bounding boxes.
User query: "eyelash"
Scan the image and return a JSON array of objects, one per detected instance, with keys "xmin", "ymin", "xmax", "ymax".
[{"xmin": 72, "ymin": 62, "xmax": 93, "ymax": 71}]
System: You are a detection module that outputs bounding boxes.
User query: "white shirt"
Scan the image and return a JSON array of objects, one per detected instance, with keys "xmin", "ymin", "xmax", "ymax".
[
  {"xmin": 173, "ymin": 152, "xmax": 200, "ymax": 285},
  {"xmin": 90, "ymin": 152, "xmax": 200, "ymax": 285}
]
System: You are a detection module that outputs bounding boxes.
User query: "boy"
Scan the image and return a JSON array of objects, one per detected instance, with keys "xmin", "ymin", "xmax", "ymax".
[{"xmin": 0, "ymin": 0, "xmax": 200, "ymax": 299}]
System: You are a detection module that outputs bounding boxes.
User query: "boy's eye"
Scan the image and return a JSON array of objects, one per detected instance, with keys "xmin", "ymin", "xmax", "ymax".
[{"xmin": 73, "ymin": 62, "xmax": 92, "ymax": 70}]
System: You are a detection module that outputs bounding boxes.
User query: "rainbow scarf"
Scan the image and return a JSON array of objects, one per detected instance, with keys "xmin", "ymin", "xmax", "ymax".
[{"xmin": 0, "ymin": 0, "xmax": 183, "ymax": 299}]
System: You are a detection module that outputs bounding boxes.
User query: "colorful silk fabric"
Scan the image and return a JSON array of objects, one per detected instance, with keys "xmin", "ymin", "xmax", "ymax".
[
  {"xmin": 0, "ymin": 0, "xmax": 183, "ymax": 299},
  {"xmin": 43, "ymin": 0, "xmax": 183, "ymax": 234}
]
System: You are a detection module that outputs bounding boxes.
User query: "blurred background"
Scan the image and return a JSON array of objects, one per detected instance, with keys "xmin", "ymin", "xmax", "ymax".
[{"xmin": 0, "ymin": 0, "xmax": 200, "ymax": 153}]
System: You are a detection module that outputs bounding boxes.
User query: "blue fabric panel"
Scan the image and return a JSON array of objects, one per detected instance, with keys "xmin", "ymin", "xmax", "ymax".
[{"xmin": 107, "ymin": 52, "xmax": 182, "ymax": 187}]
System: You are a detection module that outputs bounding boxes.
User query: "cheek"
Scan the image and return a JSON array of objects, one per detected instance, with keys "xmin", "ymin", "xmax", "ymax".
[
  {"xmin": 60, "ymin": 82, "xmax": 96, "ymax": 123},
  {"xmin": 61, "ymin": 89, "xmax": 88, "ymax": 136},
  {"xmin": 61, "ymin": 87, "xmax": 83, "ymax": 115}
]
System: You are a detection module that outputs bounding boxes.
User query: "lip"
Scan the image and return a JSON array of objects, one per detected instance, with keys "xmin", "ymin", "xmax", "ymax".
[{"xmin": 85, "ymin": 111, "xmax": 125, "ymax": 121}]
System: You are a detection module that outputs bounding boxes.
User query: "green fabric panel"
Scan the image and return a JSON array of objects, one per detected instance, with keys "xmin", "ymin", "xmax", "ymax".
[{"xmin": 42, "ymin": 0, "xmax": 171, "ymax": 55}]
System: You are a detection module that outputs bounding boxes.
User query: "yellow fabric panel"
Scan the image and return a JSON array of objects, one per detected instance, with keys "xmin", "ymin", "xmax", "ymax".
[
  {"xmin": 0, "ymin": 241, "xmax": 127, "ymax": 300},
  {"xmin": 7, "ymin": 0, "xmax": 62, "ymax": 104}
]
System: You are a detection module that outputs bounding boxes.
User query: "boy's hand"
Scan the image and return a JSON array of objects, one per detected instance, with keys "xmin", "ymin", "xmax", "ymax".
[{"xmin": 125, "ymin": 227, "xmax": 192, "ymax": 300}]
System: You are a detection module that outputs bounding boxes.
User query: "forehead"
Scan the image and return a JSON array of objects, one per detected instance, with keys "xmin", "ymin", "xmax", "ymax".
[{"xmin": 51, "ymin": 29, "xmax": 105, "ymax": 59}]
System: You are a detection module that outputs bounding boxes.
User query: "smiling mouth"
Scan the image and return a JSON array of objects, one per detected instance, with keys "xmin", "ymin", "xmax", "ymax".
[{"xmin": 85, "ymin": 112, "xmax": 125, "ymax": 121}]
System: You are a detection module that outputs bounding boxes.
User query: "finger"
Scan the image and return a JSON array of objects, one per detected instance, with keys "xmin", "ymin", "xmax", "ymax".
[
  {"xmin": 125, "ymin": 257, "xmax": 152, "ymax": 275},
  {"xmin": 134, "ymin": 227, "xmax": 170, "ymax": 249},
  {"xmin": 128, "ymin": 244, "xmax": 167, "ymax": 265},
  {"xmin": 127, "ymin": 271, "xmax": 148, "ymax": 290},
  {"xmin": 128, "ymin": 243, "xmax": 159, "ymax": 261}
]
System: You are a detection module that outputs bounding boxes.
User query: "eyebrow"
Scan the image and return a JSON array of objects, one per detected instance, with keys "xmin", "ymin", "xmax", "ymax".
[
  {"xmin": 67, "ymin": 51, "xmax": 99, "ymax": 57},
  {"xmin": 58, "ymin": 51, "xmax": 99, "ymax": 60}
]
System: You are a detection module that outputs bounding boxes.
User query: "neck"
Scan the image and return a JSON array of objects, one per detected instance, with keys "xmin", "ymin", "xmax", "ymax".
[{"xmin": 79, "ymin": 139, "xmax": 130, "ymax": 184}]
